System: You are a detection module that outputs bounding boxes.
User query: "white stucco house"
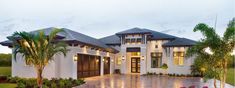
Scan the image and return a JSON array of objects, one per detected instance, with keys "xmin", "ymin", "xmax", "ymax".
[{"xmin": 0, "ymin": 27, "xmax": 196, "ymax": 79}]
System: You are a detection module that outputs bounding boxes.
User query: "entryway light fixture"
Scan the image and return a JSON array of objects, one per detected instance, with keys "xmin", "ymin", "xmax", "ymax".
[
  {"xmin": 111, "ymin": 59, "xmax": 114, "ymax": 63},
  {"xmin": 141, "ymin": 56, "xmax": 144, "ymax": 60},
  {"xmin": 122, "ymin": 56, "xmax": 125, "ymax": 60},
  {"xmin": 73, "ymin": 55, "xmax": 78, "ymax": 61}
]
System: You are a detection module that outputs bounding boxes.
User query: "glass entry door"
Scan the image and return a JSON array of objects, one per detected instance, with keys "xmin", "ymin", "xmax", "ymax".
[{"xmin": 131, "ymin": 57, "xmax": 140, "ymax": 73}]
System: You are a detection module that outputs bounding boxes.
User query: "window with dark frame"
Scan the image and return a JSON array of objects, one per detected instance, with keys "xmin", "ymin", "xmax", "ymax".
[
  {"xmin": 125, "ymin": 39, "xmax": 131, "ymax": 44},
  {"xmin": 155, "ymin": 45, "xmax": 158, "ymax": 48},
  {"xmin": 137, "ymin": 38, "xmax": 141, "ymax": 44},
  {"xmin": 131, "ymin": 38, "xmax": 135, "ymax": 43},
  {"xmin": 151, "ymin": 52, "xmax": 162, "ymax": 68}
]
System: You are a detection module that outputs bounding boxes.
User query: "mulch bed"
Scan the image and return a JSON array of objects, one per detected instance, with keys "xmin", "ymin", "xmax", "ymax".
[{"xmin": 0, "ymin": 76, "xmax": 7, "ymax": 83}]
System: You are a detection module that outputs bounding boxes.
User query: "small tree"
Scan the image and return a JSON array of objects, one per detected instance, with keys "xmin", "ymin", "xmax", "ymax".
[
  {"xmin": 186, "ymin": 18, "xmax": 235, "ymax": 88},
  {"xmin": 8, "ymin": 28, "xmax": 68, "ymax": 88}
]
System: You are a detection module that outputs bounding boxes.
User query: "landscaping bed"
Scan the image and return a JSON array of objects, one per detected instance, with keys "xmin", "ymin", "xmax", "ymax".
[{"xmin": 6, "ymin": 76, "xmax": 85, "ymax": 88}]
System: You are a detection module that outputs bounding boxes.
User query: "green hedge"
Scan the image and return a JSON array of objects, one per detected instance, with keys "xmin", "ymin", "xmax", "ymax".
[
  {"xmin": 7, "ymin": 76, "xmax": 85, "ymax": 88},
  {"xmin": 0, "ymin": 54, "xmax": 12, "ymax": 66}
]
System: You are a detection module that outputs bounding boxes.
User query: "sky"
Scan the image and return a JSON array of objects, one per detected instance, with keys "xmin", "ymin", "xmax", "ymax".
[{"xmin": 0, "ymin": 0, "xmax": 234, "ymax": 53}]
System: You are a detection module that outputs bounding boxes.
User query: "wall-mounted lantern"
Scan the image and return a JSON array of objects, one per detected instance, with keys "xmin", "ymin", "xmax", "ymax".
[
  {"xmin": 102, "ymin": 58, "xmax": 105, "ymax": 62},
  {"xmin": 107, "ymin": 52, "xmax": 110, "ymax": 57},
  {"xmin": 141, "ymin": 56, "xmax": 144, "ymax": 60},
  {"xmin": 122, "ymin": 56, "xmax": 125, "ymax": 60},
  {"xmin": 73, "ymin": 55, "xmax": 78, "ymax": 61},
  {"xmin": 111, "ymin": 59, "xmax": 114, "ymax": 63}
]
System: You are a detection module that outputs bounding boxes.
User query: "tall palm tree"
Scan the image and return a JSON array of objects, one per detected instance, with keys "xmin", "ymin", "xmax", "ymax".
[
  {"xmin": 186, "ymin": 18, "xmax": 235, "ymax": 88},
  {"xmin": 8, "ymin": 28, "xmax": 68, "ymax": 88}
]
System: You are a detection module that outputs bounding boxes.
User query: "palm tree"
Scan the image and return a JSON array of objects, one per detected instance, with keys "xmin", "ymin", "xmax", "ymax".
[
  {"xmin": 8, "ymin": 28, "xmax": 68, "ymax": 88},
  {"xmin": 186, "ymin": 18, "xmax": 235, "ymax": 88}
]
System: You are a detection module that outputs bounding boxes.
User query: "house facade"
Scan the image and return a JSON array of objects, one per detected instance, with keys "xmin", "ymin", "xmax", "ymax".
[{"xmin": 0, "ymin": 27, "xmax": 196, "ymax": 79}]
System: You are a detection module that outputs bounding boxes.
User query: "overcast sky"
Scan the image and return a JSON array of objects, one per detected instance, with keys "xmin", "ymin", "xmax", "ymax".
[{"xmin": 0, "ymin": 0, "xmax": 234, "ymax": 53}]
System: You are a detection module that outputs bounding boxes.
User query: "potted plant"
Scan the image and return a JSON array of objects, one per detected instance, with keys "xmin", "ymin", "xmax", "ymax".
[{"xmin": 161, "ymin": 63, "xmax": 168, "ymax": 74}]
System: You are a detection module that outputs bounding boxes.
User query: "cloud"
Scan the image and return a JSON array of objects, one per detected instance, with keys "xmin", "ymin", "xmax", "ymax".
[{"xmin": 0, "ymin": 0, "xmax": 233, "ymax": 53}]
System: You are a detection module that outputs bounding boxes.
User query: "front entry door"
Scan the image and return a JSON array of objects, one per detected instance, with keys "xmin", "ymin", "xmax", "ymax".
[
  {"xmin": 131, "ymin": 57, "xmax": 140, "ymax": 73},
  {"xmin": 103, "ymin": 57, "xmax": 110, "ymax": 74}
]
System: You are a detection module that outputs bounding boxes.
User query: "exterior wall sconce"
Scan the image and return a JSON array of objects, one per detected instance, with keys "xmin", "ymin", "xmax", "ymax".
[
  {"xmin": 107, "ymin": 52, "xmax": 110, "ymax": 57},
  {"xmin": 141, "ymin": 56, "xmax": 144, "ymax": 60},
  {"xmin": 122, "ymin": 56, "xmax": 125, "ymax": 60},
  {"xmin": 73, "ymin": 55, "xmax": 78, "ymax": 61},
  {"xmin": 111, "ymin": 59, "xmax": 114, "ymax": 63},
  {"xmin": 103, "ymin": 58, "xmax": 105, "ymax": 62}
]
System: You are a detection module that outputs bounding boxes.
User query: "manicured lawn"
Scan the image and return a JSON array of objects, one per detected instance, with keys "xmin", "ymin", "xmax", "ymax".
[
  {"xmin": 226, "ymin": 68, "xmax": 235, "ymax": 86},
  {"xmin": 0, "ymin": 83, "xmax": 17, "ymax": 88},
  {"xmin": 0, "ymin": 67, "xmax": 11, "ymax": 76}
]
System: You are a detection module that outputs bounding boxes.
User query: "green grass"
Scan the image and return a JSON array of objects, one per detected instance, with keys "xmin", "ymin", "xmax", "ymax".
[
  {"xmin": 0, "ymin": 83, "xmax": 17, "ymax": 88},
  {"xmin": 0, "ymin": 67, "xmax": 11, "ymax": 76},
  {"xmin": 226, "ymin": 68, "xmax": 235, "ymax": 86}
]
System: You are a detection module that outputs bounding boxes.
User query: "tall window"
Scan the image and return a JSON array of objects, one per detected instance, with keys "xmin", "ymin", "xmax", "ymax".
[
  {"xmin": 116, "ymin": 56, "xmax": 122, "ymax": 65},
  {"xmin": 173, "ymin": 52, "xmax": 184, "ymax": 66},
  {"xmin": 151, "ymin": 52, "xmax": 162, "ymax": 68}
]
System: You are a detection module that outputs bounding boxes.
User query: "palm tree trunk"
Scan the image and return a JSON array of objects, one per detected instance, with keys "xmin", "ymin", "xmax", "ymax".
[
  {"xmin": 36, "ymin": 67, "xmax": 43, "ymax": 88},
  {"xmin": 221, "ymin": 60, "xmax": 228, "ymax": 88}
]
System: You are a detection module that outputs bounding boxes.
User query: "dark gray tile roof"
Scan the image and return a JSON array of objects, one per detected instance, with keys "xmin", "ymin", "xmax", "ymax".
[
  {"xmin": 141, "ymin": 29, "xmax": 178, "ymax": 40},
  {"xmin": 0, "ymin": 40, "xmax": 12, "ymax": 47},
  {"xmin": 115, "ymin": 27, "xmax": 152, "ymax": 35},
  {"xmin": 99, "ymin": 35, "xmax": 121, "ymax": 45},
  {"xmin": 0, "ymin": 27, "xmax": 117, "ymax": 53},
  {"xmin": 162, "ymin": 38, "xmax": 196, "ymax": 47},
  {"xmin": 100, "ymin": 27, "xmax": 178, "ymax": 45},
  {"xmin": 115, "ymin": 27, "xmax": 177, "ymax": 40}
]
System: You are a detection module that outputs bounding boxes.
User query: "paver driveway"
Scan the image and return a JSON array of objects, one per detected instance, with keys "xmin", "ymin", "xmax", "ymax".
[{"xmin": 77, "ymin": 74, "xmax": 234, "ymax": 88}]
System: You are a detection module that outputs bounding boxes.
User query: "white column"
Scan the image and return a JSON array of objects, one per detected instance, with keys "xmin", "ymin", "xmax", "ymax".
[
  {"xmin": 120, "ymin": 47, "xmax": 127, "ymax": 74},
  {"xmin": 140, "ymin": 47, "xmax": 147, "ymax": 75}
]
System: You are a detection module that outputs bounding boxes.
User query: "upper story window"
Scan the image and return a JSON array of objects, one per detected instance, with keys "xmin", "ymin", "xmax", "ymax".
[
  {"xmin": 125, "ymin": 39, "xmax": 131, "ymax": 44},
  {"xmin": 173, "ymin": 52, "xmax": 184, "ymax": 66},
  {"xmin": 124, "ymin": 38, "xmax": 143, "ymax": 44},
  {"xmin": 155, "ymin": 45, "xmax": 158, "ymax": 48},
  {"xmin": 151, "ymin": 52, "xmax": 162, "ymax": 68},
  {"xmin": 136, "ymin": 38, "xmax": 142, "ymax": 44}
]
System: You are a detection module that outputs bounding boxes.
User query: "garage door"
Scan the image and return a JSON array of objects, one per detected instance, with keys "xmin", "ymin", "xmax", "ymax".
[
  {"xmin": 77, "ymin": 54, "xmax": 100, "ymax": 78},
  {"xmin": 103, "ymin": 57, "xmax": 110, "ymax": 74}
]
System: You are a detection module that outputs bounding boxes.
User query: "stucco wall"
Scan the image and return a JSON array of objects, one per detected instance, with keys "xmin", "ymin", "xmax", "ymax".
[
  {"xmin": 146, "ymin": 40, "xmax": 169, "ymax": 74},
  {"xmin": 146, "ymin": 40, "xmax": 195, "ymax": 75},
  {"xmin": 167, "ymin": 47, "xmax": 195, "ymax": 75},
  {"xmin": 12, "ymin": 45, "xmax": 115, "ymax": 79},
  {"xmin": 12, "ymin": 53, "xmax": 57, "ymax": 79}
]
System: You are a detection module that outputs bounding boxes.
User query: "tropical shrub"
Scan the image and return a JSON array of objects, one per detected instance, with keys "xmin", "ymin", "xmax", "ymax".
[
  {"xmin": 161, "ymin": 63, "xmax": 168, "ymax": 69},
  {"xmin": 7, "ymin": 77, "xmax": 85, "ymax": 88}
]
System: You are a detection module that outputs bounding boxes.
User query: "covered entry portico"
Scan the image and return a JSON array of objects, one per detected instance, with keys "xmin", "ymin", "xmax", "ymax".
[{"xmin": 120, "ymin": 47, "xmax": 147, "ymax": 74}]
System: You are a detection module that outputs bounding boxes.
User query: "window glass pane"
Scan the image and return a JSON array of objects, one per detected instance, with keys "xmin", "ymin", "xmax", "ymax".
[
  {"xmin": 131, "ymin": 52, "xmax": 140, "ymax": 56},
  {"xmin": 131, "ymin": 38, "xmax": 135, "ymax": 43},
  {"xmin": 151, "ymin": 52, "xmax": 162, "ymax": 68},
  {"xmin": 179, "ymin": 57, "xmax": 184, "ymax": 65},
  {"xmin": 173, "ymin": 52, "xmax": 184, "ymax": 66},
  {"xmin": 137, "ymin": 38, "xmax": 141, "ymax": 43},
  {"xmin": 151, "ymin": 57, "xmax": 157, "ymax": 68},
  {"xmin": 116, "ymin": 57, "xmax": 122, "ymax": 65}
]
